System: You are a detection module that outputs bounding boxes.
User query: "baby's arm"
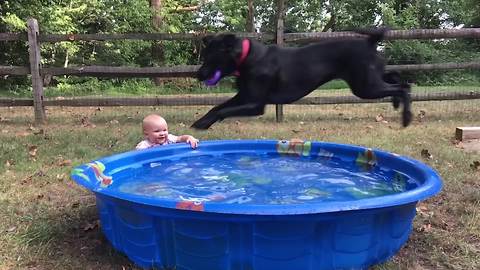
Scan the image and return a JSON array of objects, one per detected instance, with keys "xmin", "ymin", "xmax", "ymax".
[
  {"xmin": 176, "ymin": 135, "xmax": 199, "ymax": 149},
  {"xmin": 135, "ymin": 140, "xmax": 150, "ymax": 150}
]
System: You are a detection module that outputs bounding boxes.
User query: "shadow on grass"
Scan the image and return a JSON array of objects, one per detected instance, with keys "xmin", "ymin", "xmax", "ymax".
[{"xmin": 18, "ymin": 205, "xmax": 147, "ymax": 270}]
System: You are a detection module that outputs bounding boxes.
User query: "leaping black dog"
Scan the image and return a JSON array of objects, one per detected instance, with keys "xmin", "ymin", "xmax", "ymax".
[{"xmin": 193, "ymin": 28, "xmax": 412, "ymax": 129}]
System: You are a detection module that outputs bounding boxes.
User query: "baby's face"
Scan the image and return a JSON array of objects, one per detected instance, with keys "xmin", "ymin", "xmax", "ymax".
[{"xmin": 144, "ymin": 119, "xmax": 169, "ymax": 145}]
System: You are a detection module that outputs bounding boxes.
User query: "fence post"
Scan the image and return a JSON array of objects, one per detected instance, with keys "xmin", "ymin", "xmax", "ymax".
[
  {"xmin": 275, "ymin": 0, "xmax": 285, "ymax": 122},
  {"xmin": 27, "ymin": 18, "xmax": 46, "ymax": 125}
]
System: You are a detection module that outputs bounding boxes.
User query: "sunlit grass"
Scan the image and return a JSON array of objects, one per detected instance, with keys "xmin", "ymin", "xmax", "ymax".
[{"xmin": 0, "ymin": 98, "xmax": 479, "ymax": 269}]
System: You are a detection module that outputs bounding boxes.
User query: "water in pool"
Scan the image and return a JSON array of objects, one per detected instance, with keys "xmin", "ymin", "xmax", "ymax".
[{"xmin": 115, "ymin": 153, "xmax": 418, "ymax": 204}]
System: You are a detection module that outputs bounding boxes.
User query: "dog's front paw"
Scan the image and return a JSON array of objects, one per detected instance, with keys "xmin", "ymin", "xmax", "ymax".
[
  {"xmin": 191, "ymin": 121, "xmax": 209, "ymax": 130},
  {"xmin": 191, "ymin": 116, "xmax": 216, "ymax": 130},
  {"xmin": 392, "ymin": 96, "xmax": 401, "ymax": 110}
]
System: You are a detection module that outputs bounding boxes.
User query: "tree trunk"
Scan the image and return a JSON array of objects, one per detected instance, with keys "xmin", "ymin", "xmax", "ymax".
[
  {"xmin": 150, "ymin": 0, "xmax": 165, "ymax": 86},
  {"xmin": 247, "ymin": 0, "xmax": 254, "ymax": 32},
  {"xmin": 322, "ymin": 2, "xmax": 336, "ymax": 32}
]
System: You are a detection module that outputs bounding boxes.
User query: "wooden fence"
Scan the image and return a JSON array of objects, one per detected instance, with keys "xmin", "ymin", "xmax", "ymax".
[{"xmin": 1, "ymin": 18, "xmax": 480, "ymax": 125}]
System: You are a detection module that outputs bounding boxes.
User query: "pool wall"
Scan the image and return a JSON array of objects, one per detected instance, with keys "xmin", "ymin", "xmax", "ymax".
[
  {"xmin": 71, "ymin": 140, "xmax": 442, "ymax": 270},
  {"xmin": 98, "ymin": 193, "xmax": 416, "ymax": 270}
]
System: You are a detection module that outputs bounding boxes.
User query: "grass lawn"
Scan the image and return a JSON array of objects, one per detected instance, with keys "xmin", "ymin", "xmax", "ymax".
[{"xmin": 0, "ymin": 98, "xmax": 479, "ymax": 269}]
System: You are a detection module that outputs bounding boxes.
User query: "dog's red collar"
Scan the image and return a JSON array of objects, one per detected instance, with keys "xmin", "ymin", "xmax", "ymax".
[
  {"xmin": 237, "ymin": 39, "xmax": 250, "ymax": 66},
  {"xmin": 234, "ymin": 39, "xmax": 250, "ymax": 76}
]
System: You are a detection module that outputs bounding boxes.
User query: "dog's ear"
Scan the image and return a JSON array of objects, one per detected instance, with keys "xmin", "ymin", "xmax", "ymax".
[{"xmin": 202, "ymin": 35, "xmax": 214, "ymax": 46}]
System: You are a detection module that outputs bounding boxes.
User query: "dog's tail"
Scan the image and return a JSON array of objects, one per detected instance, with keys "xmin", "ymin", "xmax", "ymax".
[{"xmin": 355, "ymin": 27, "xmax": 388, "ymax": 45}]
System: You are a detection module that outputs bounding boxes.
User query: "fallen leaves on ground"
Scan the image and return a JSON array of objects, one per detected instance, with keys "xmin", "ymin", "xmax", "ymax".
[
  {"xmin": 15, "ymin": 131, "xmax": 31, "ymax": 137},
  {"xmin": 80, "ymin": 116, "xmax": 96, "ymax": 128},
  {"xmin": 57, "ymin": 159, "xmax": 72, "ymax": 167},
  {"xmin": 29, "ymin": 126, "xmax": 44, "ymax": 135},
  {"xmin": 375, "ymin": 114, "xmax": 388, "ymax": 123},
  {"xmin": 56, "ymin": 173, "xmax": 66, "ymax": 181},
  {"xmin": 418, "ymin": 223, "xmax": 433, "ymax": 233},
  {"xmin": 416, "ymin": 204, "xmax": 434, "ymax": 218},
  {"xmin": 417, "ymin": 110, "xmax": 426, "ymax": 121},
  {"xmin": 421, "ymin": 149, "xmax": 433, "ymax": 159},
  {"xmin": 28, "ymin": 145, "xmax": 38, "ymax": 158},
  {"xmin": 0, "ymin": 116, "xmax": 10, "ymax": 122},
  {"xmin": 421, "ymin": 150, "xmax": 431, "ymax": 158},
  {"xmin": 470, "ymin": 161, "xmax": 480, "ymax": 171},
  {"xmin": 83, "ymin": 220, "xmax": 100, "ymax": 232}
]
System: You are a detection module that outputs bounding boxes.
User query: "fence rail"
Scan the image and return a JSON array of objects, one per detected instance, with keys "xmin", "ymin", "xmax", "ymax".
[
  {"xmin": 284, "ymin": 28, "xmax": 480, "ymax": 42},
  {"xmin": 3, "ymin": 61, "xmax": 480, "ymax": 77},
  {"xmin": 3, "ymin": 28, "xmax": 480, "ymax": 43},
  {"xmin": 1, "ymin": 18, "xmax": 480, "ymax": 125},
  {"xmin": 0, "ymin": 33, "xmax": 26, "ymax": 41},
  {"xmin": 2, "ymin": 91, "xmax": 479, "ymax": 107}
]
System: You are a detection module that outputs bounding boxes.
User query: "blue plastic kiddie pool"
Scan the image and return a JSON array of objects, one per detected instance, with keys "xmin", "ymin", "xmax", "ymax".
[{"xmin": 71, "ymin": 140, "xmax": 442, "ymax": 270}]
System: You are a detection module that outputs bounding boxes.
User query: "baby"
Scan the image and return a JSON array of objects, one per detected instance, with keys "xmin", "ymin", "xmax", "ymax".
[{"xmin": 136, "ymin": 114, "xmax": 199, "ymax": 150}]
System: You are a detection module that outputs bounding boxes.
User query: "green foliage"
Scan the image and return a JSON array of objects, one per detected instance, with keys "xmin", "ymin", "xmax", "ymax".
[
  {"xmin": 1, "ymin": 0, "xmax": 479, "ymax": 92},
  {"xmin": 319, "ymin": 80, "xmax": 349, "ymax": 89},
  {"xmin": 1, "ymin": 13, "xmax": 26, "ymax": 31}
]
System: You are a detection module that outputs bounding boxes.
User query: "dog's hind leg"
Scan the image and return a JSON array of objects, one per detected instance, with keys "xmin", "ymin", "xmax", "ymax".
[
  {"xmin": 381, "ymin": 83, "xmax": 412, "ymax": 127},
  {"xmin": 399, "ymin": 83, "xmax": 412, "ymax": 127},
  {"xmin": 382, "ymin": 71, "xmax": 403, "ymax": 109},
  {"xmin": 353, "ymin": 82, "xmax": 412, "ymax": 127}
]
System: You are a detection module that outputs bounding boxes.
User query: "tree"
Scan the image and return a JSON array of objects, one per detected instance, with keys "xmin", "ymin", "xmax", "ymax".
[{"xmin": 150, "ymin": 0, "xmax": 165, "ymax": 86}]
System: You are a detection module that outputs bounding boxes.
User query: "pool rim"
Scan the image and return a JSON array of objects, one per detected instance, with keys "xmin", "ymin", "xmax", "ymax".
[{"xmin": 71, "ymin": 139, "xmax": 442, "ymax": 215}]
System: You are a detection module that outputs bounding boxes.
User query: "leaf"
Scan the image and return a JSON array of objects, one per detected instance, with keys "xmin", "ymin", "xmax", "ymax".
[
  {"xmin": 417, "ymin": 110, "xmax": 427, "ymax": 121},
  {"xmin": 419, "ymin": 223, "xmax": 433, "ymax": 233},
  {"xmin": 15, "ymin": 131, "xmax": 31, "ymax": 137},
  {"xmin": 470, "ymin": 161, "xmax": 480, "ymax": 171},
  {"xmin": 28, "ymin": 126, "xmax": 44, "ymax": 135},
  {"xmin": 34, "ymin": 170, "xmax": 46, "ymax": 177},
  {"xmin": 28, "ymin": 145, "xmax": 38, "ymax": 158},
  {"xmin": 421, "ymin": 149, "xmax": 433, "ymax": 159},
  {"xmin": 0, "ymin": 116, "xmax": 10, "ymax": 122},
  {"xmin": 83, "ymin": 220, "xmax": 99, "ymax": 232},
  {"xmin": 57, "ymin": 159, "xmax": 72, "ymax": 167},
  {"xmin": 33, "ymin": 129, "xmax": 45, "ymax": 135},
  {"xmin": 80, "ymin": 116, "xmax": 96, "ymax": 128},
  {"xmin": 375, "ymin": 114, "xmax": 384, "ymax": 122}
]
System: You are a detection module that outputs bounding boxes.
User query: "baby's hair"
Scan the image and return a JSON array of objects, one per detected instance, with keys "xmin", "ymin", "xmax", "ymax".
[{"xmin": 142, "ymin": 114, "xmax": 166, "ymax": 130}]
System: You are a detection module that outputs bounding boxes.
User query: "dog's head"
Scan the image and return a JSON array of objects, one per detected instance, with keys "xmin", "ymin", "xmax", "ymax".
[{"xmin": 197, "ymin": 34, "xmax": 243, "ymax": 85}]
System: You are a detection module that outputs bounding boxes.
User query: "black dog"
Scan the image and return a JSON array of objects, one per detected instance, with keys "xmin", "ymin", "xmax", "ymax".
[{"xmin": 193, "ymin": 29, "xmax": 412, "ymax": 129}]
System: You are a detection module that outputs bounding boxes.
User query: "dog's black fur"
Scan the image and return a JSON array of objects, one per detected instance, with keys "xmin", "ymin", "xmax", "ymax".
[{"xmin": 193, "ymin": 28, "xmax": 412, "ymax": 129}]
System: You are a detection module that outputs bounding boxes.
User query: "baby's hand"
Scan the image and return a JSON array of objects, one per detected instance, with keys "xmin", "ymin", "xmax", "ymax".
[{"xmin": 186, "ymin": 136, "xmax": 199, "ymax": 149}]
